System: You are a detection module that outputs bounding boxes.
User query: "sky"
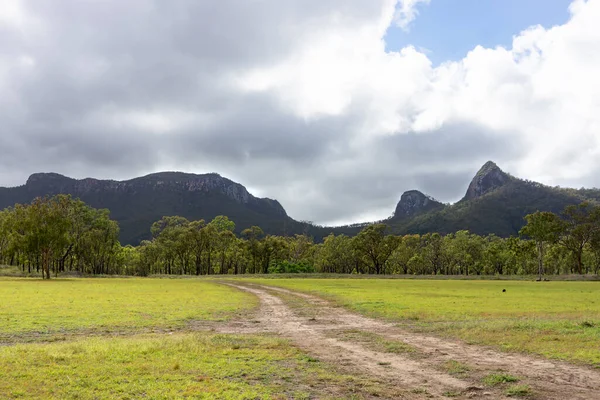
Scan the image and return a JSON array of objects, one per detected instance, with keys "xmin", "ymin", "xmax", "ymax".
[
  {"xmin": 385, "ymin": 0, "xmax": 573, "ymax": 64},
  {"xmin": 1, "ymin": 0, "xmax": 600, "ymax": 226}
]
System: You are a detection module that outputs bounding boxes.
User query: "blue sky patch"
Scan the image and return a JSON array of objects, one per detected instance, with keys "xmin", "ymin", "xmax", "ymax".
[{"xmin": 385, "ymin": 0, "xmax": 573, "ymax": 65}]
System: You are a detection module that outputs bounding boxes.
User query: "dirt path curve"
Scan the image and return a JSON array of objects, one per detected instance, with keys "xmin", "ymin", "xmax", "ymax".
[
  {"xmin": 223, "ymin": 282, "xmax": 479, "ymax": 399},
  {"xmin": 222, "ymin": 282, "xmax": 600, "ymax": 400}
]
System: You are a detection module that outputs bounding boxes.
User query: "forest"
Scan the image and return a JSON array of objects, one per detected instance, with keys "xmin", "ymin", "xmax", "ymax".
[{"xmin": 1, "ymin": 195, "xmax": 600, "ymax": 279}]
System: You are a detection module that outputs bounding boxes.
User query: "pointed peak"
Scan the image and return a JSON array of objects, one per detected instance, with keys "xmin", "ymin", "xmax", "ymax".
[
  {"xmin": 478, "ymin": 161, "xmax": 502, "ymax": 174},
  {"xmin": 464, "ymin": 161, "xmax": 510, "ymax": 200}
]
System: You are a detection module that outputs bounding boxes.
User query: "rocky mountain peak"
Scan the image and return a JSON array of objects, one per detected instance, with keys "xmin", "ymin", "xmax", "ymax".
[
  {"xmin": 464, "ymin": 161, "xmax": 510, "ymax": 200},
  {"xmin": 394, "ymin": 190, "xmax": 443, "ymax": 219}
]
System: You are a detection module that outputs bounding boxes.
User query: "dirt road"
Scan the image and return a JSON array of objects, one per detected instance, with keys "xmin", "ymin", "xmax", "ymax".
[{"xmin": 222, "ymin": 282, "xmax": 600, "ymax": 400}]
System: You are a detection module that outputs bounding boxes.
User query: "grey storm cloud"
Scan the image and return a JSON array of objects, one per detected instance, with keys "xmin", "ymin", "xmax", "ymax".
[
  {"xmin": 1, "ymin": 0, "xmax": 597, "ymax": 225},
  {"xmin": 171, "ymin": 95, "xmax": 342, "ymax": 164}
]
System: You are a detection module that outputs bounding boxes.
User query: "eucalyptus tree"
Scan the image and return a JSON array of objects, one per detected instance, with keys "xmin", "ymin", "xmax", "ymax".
[
  {"xmin": 0, "ymin": 209, "xmax": 14, "ymax": 265},
  {"xmin": 421, "ymin": 233, "xmax": 444, "ymax": 275},
  {"xmin": 520, "ymin": 211, "xmax": 565, "ymax": 280},
  {"xmin": 287, "ymin": 234, "xmax": 314, "ymax": 265},
  {"xmin": 208, "ymin": 216, "xmax": 236, "ymax": 274},
  {"xmin": 19, "ymin": 196, "xmax": 73, "ymax": 279},
  {"xmin": 354, "ymin": 224, "xmax": 400, "ymax": 274},
  {"xmin": 188, "ymin": 219, "xmax": 208, "ymax": 275},
  {"xmin": 76, "ymin": 211, "xmax": 120, "ymax": 275},
  {"xmin": 314, "ymin": 234, "xmax": 356, "ymax": 274},
  {"xmin": 241, "ymin": 226, "xmax": 264, "ymax": 274},
  {"xmin": 387, "ymin": 234, "xmax": 420, "ymax": 274},
  {"xmin": 482, "ymin": 235, "xmax": 510, "ymax": 275},
  {"xmin": 560, "ymin": 203, "xmax": 600, "ymax": 274}
]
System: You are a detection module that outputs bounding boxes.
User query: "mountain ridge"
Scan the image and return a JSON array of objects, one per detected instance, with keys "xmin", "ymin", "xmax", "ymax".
[
  {"xmin": 24, "ymin": 171, "xmax": 285, "ymax": 212},
  {"xmin": 2, "ymin": 162, "xmax": 600, "ymax": 244},
  {"xmin": 0, "ymin": 171, "xmax": 293, "ymax": 244}
]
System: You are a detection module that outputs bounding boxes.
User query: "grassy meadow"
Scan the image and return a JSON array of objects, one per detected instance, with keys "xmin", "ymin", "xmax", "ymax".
[
  {"xmin": 248, "ymin": 278, "xmax": 600, "ymax": 366},
  {"xmin": 0, "ymin": 278, "xmax": 256, "ymax": 340},
  {"xmin": 0, "ymin": 277, "xmax": 395, "ymax": 399},
  {"xmin": 0, "ymin": 333, "xmax": 385, "ymax": 399}
]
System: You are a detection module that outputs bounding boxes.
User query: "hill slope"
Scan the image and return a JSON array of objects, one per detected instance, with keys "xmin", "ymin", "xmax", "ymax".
[
  {"xmin": 1, "ymin": 162, "xmax": 599, "ymax": 244},
  {"xmin": 0, "ymin": 172, "xmax": 303, "ymax": 244}
]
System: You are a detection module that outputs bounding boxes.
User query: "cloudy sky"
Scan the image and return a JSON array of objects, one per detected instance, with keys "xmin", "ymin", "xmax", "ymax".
[{"xmin": 1, "ymin": 0, "xmax": 599, "ymax": 225}]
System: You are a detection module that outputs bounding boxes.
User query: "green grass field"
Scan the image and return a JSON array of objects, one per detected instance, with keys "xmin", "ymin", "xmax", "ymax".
[
  {"xmin": 0, "ymin": 278, "xmax": 396, "ymax": 399},
  {"xmin": 3, "ymin": 276, "xmax": 599, "ymax": 398},
  {"xmin": 248, "ymin": 278, "xmax": 600, "ymax": 366},
  {"xmin": 0, "ymin": 333, "xmax": 381, "ymax": 399},
  {"xmin": 0, "ymin": 278, "xmax": 255, "ymax": 339}
]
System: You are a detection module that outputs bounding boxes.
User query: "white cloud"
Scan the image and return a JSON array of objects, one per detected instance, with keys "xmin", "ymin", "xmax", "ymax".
[
  {"xmin": 394, "ymin": 0, "xmax": 431, "ymax": 30},
  {"xmin": 236, "ymin": 0, "xmax": 600, "ymax": 197},
  {"xmin": 430, "ymin": 0, "xmax": 600, "ymax": 184},
  {"xmin": 0, "ymin": 0, "xmax": 28, "ymax": 28},
  {"xmin": 1, "ymin": 0, "xmax": 600, "ymax": 225}
]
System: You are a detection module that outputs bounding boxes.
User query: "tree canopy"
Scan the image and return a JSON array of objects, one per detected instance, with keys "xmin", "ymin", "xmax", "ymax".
[{"xmin": 1, "ymin": 196, "xmax": 600, "ymax": 278}]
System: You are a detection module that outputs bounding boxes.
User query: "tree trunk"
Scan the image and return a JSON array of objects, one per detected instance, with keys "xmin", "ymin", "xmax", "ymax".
[
  {"xmin": 195, "ymin": 255, "xmax": 201, "ymax": 275},
  {"xmin": 42, "ymin": 249, "xmax": 51, "ymax": 280},
  {"xmin": 537, "ymin": 242, "xmax": 545, "ymax": 281}
]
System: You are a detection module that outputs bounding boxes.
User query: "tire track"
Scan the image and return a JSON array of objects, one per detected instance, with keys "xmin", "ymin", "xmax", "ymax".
[
  {"xmin": 247, "ymin": 283, "xmax": 600, "ymax": 400},
  {"xmin": 223, "ymin": 282, "xmax": 502, "ymax": 399}
]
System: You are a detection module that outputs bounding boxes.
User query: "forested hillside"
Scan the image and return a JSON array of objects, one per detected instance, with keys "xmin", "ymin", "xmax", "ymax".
[
  {"xmin": 1, "ymin": 161, "xmax": 600, "ymax": 244},
  {"xmin": 0, "ymin": 172, "xmax": 313, "ymax": 245}
]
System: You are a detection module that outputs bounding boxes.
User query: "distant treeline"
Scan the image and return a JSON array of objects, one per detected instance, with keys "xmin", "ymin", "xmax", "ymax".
[{"xmin": 1, "ymin": 196, "xmax": 600, "ymax": 278}]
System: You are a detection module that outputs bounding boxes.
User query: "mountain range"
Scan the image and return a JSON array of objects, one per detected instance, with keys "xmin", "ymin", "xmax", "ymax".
[{"xmin": 1, "ymin": 162, "xmax": 599, "ymax": 244}]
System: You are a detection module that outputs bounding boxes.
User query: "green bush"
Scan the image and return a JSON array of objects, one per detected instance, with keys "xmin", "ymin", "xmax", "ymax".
[{"xmin": 268, "ymin": 260, "xmax": 315, "ymax": 274}]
